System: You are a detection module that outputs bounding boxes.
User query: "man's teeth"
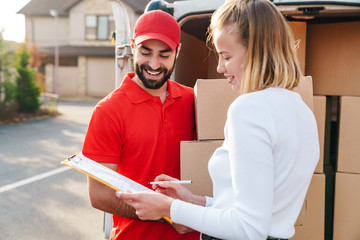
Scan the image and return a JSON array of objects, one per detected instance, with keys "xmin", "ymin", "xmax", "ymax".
[{"xmin": 147, "ymin": 70, "xmax": 161, "ymax": 75}]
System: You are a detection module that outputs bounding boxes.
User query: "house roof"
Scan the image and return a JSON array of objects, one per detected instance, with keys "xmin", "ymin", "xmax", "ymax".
[
  {"xmin": 122, "ymin": 0, "xmax": 151, "ymax": 13},
  {"xmin": 122, "ymin": 0, "xmax": 178, "ymax": 14},
  {"xmin": 41, "ymin": 45, "xmax": 115, "ymax": 57},
  {"xmin": 17, "ymin": 0, "xmax": 82, "ymax": 16},
  {"xmin": 18, "ymin": 0, "xmax": 181, "ymax": 16}
]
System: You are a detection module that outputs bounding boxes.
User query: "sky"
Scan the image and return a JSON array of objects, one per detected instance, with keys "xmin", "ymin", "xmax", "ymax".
[{"xmin": 0, "ymin": 0, "xmax": 31, "ymax": 42}]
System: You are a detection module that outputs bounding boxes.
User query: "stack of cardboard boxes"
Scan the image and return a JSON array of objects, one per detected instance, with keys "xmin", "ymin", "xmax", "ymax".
[
  {"xmin": 332, "ymin": 97, "xmax": 360, "ymax": 240},
  {"xmin": 306, "ymin": 21, "xmax": 360, "ymax": 240},
  {"xmin": 292, "ymin": 94, "xmax": 326, "ymax": 240},
  {"xmin": 180, "ymin": 76, "xmax": 326, "ymax": 239},
  {"xmin": 181, "ymin": 79, "xmax": 237, "ymax": 197}
]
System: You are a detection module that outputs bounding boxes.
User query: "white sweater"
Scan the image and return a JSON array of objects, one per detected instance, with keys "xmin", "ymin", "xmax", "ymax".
[{"xmin": 171, "ymin": 88, "xmax": 319, "ymax": 240}]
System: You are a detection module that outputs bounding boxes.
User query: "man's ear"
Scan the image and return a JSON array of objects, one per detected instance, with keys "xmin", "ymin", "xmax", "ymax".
[
  {"xmin": 175, "ymin": 43, "xmax": 181, "ymax": 58},
  {"xmin": 130, "ymin": 38, "xmax": 135, "ymax": 54}
]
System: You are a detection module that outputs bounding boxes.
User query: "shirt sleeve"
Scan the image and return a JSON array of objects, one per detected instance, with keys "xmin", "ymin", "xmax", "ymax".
[
  {"xmin": 170, "ymin": 95, "xmax": 276, "ymax": 240},
  {"xmin": 82, "ymin": 106, "xmax": 122, "ymax": 163}
]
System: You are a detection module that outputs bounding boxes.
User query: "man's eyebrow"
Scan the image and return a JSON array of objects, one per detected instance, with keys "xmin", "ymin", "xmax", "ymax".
[
  {"xmin": 139, "ymin": 44, "xmax": 172, "ymax": 53},
  {"xmin": 160, "ymin": 48, "xmax": 172, "ymax": 53},
  {"xmin": 139, "ymin": 45, "xmax": 151, "ymax": 51}
]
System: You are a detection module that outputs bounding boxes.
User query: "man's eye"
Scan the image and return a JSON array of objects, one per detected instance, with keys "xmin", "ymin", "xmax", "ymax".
[
  {"xmin": 160, "ymin": 55, "xmax": 170, "ymax": 58},
  {"xmin": 141, "ymin": 51, "xmax": 150, "ymax": 56}
]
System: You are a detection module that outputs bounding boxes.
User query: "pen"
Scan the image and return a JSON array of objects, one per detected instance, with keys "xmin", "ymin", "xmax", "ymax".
[{"xmin": 149, "ymin": 180, "xmax": 192, "ymax": 185}]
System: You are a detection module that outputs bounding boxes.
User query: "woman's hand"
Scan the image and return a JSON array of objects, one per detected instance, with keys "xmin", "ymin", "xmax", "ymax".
[
  {"xmin": 116, "ymin": 190, "xmax": 195, "ymax": 234},
  {"xmin": 116, "ymin": 191, "xmax": 173, "ymax": 221},
  {"xmin": 152, "ymin": 174, "xmax": 194, "ymax": 202},
  {"xmin": 152, "ymin": 174, "xmax": 206, "ymax": 206},
  {"xmin": 116, "ymin": 174, "xmax": 206, "ymax": 221}
]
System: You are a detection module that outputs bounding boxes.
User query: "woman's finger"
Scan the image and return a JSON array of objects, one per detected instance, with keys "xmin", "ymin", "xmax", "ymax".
[
  {"xmin": 154, "ymin": 174, "xmax": 178, "ymax": 182},
  {"xmin": 158, "ymin": 181, "xmax": 184, "ymax": 191},
  {"xmin": 151, "ymin": 174, "xmax": 179, "ymax": 189}
]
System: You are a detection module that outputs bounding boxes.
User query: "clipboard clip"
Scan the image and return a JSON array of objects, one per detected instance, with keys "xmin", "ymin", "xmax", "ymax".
[{"xmin": 68, "ymin": 153, "xmax": 81, "ymax": 163}]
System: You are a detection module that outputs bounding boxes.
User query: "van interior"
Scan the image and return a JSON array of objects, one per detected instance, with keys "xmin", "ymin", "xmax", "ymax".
[{"xmin": 174, "ymin": 3, "xmax": 360, "ymax": 97}]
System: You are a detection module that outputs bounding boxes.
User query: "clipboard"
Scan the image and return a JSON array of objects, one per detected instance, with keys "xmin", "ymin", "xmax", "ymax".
[
  {"xmin": 61, "ymin": 152, "xmax": 172, "ymax": 223},
  {"xmin": 61, "ymin": 152, "xmax": 152, "ymax": 192}
]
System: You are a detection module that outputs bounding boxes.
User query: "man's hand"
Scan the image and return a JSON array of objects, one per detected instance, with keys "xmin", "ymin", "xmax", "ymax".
[{"xmin": 170, "ymin": 223, "xmax": 194, "ymax": 234}]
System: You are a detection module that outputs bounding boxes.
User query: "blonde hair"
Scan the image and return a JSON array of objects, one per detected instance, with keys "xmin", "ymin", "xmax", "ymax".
[{"xmin": 208, "ymin": 0, "xmax": 301, "ymax": 94}]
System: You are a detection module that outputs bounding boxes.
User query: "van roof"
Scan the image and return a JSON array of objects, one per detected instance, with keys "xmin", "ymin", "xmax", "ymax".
[
  {"xmin": 169, "ymin": 0, "xmax": 360, "ymax": 21},
  {"xmin": 160, "ymin": 0, "xmax": 360, "ymax": 42}
]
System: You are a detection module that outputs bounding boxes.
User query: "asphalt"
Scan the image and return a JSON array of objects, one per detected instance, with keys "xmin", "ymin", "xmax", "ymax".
[{"xmin": 0, "ymin": 102, "xmax": 107, "ymax": 240}]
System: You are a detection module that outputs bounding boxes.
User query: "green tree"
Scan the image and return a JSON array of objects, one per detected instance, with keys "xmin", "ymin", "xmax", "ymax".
[
  {"xmin": 15, "ymin": 43, "xmax": 40, "ymax": 113},
  {"xmin": 0, "ymin": 30, "xmax": 17, "ymax": 118}
]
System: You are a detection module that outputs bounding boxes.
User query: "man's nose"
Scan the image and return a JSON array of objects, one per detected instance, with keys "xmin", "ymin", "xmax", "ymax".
[{"xmin": 148, "ymin": 56, "xmax": 161, "ymax": 70}]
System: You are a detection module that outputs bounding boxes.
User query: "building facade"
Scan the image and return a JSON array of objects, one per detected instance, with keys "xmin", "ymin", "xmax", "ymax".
[{"xmin": 18, "ymin": 0, "xmax": 151, "ymax": 97}]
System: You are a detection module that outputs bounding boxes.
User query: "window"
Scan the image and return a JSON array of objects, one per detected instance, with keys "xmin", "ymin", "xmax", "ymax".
[{"xmin": 85, "ymin": 15, "xmax": 115, "ymax": 41}]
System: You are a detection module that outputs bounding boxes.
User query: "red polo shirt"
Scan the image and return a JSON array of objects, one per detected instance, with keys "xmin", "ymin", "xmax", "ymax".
[{"xmin": 83, "ymin": 73, "xmax": 198, "ymax": 240}]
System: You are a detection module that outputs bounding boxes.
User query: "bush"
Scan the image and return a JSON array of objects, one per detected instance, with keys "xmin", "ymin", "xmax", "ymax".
[
  {"xmin": 14, "ymin": 43, "xmax": 40, "ymax": 113},
  {"xmin": 2, "ymin": 79, "xmax": 16, "ymax": 102},
  {"xmin": 0, "ymin": 30, "xmax": 17, "ymax": 118}
]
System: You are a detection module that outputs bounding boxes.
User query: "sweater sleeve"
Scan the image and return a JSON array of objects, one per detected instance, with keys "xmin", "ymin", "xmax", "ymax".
[
  {"xmin": 205, "ymin": 196, "xmax": 214, "ymax": 207},
  {"xmin": 170, "ymin": 96, "xmax": 276, "ymax": 240}
]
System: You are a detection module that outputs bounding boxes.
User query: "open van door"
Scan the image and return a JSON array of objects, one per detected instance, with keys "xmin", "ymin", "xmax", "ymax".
[
  {"xmin": 111, "ymin": 0, "xmax": 133, "ymax": 89},
  {"xmin": 103, "ymin": 1, "xmax": 133, "ymax": 239}
]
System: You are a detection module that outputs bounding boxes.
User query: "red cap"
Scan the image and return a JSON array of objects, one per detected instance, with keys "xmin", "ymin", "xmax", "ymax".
[{"xmin": 133, "ymin": 10, "xmax": 180, "ymax": 51}]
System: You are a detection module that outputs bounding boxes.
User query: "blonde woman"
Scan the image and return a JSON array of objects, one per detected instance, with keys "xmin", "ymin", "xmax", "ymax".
[{"xmin": 117, "ymin": 0, "xmax": 319, "ymax": 239}]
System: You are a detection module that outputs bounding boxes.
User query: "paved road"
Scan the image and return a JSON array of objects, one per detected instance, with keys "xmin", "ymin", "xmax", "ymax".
[{"xmin": 0, "ymin": 102, "xmax": 106, "ymax": 240}]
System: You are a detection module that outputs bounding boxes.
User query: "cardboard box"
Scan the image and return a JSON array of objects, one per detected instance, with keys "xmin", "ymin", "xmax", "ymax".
[
  {"xmin": 313, "ymin": 96, "xmax": 326, "ymax": 173},
  {"xmin": 287, "ymin": 21, "xmax": 307, "ymax": 74},
  {"xmin": 194, "ymin": 79, "xmax": 239, "ymax": 140},
  {"xmin": 295, "ymin": 201, "xmax": 307, "ymax": 227},
  {"xmin": 194, "ymin": 76, "xmax": 314, "ymax": 140},
  {"xmin": 333, "ymin": 172, "xmax": 360, "ymax": 240},
  {"xmin": 293, "ymin": 76, "xmax": 314, "ymax": 112},
  {"xmin": 180, "ymin": 140, "xmax": 223, "ymax": 197},
  {"xmin": 291, "ymin": 173, "xmax": 326, "ymax": 240},
  {"xmin": 337, "ymin": 96, "xmax": 360, "ymax": 174},
  {"xmin": 306, "ymin": 21, "xmax": 360, "ymax": 96}
]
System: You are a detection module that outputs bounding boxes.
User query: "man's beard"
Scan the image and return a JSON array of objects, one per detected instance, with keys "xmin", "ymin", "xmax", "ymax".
[{"xmin": 135, "ymin": 62, "xmax": 175, "ymax": 89}]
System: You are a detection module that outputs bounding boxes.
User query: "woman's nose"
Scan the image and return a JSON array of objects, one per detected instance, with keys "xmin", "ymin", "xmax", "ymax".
[{"xmin": 217, "ymin": 61, "xmax": 225, "ymax": 73}]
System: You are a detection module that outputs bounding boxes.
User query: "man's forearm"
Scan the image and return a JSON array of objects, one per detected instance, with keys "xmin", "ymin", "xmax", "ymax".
[
  {"xmin": 88, "ymin": 176, "xmax": 139, "ymax": 219},
  {"xmin": 109, "ymin": 192, "xmax": 139, "ymax": 219}
]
